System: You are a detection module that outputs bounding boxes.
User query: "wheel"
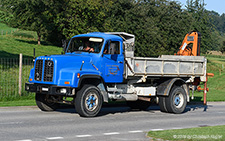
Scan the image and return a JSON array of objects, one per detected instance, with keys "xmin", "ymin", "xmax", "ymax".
[
  {"xmin": 35, "ymin": 93, "xmax": 60, "ymax": 111},
  {"xmin": 158, "ymin": 96, "xmax": 168, "ymax": 112},
  {"xmin": 127, "ymin": 100, "xmax": 151, "ymax": 111},
  {"xmin": 165, "ymin": 86, "xmax": 187, "ymax": 114},
  {"xmin": 75, "ymin": 85, "xmax": 103, "ymax": 117}
]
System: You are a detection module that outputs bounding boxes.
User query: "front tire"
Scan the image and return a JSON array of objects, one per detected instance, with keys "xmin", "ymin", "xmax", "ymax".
[
  {"xmin": 75, "ymin": 85, "xmax": 103, "ymax": 117},
  {"xmin": 35, "ymin": 93, "xmax": 60, "ymax": 111}
]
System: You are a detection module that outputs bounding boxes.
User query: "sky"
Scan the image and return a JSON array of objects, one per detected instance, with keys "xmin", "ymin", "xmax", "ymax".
[{"xmin": 175, "ymin": 0, "xmax": 225, "ymax": 15}]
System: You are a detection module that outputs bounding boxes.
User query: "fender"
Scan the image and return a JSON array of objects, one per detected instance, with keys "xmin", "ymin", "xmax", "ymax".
[
  {"xmin": 78, "ymin": 75, "xmax": 109, "ymax": 102},
  {"xmin": 157, "ymin": 78, "xmax": 189, "ymax": 98}
]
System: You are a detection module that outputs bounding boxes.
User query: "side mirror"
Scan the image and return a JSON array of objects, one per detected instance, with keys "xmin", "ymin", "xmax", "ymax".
[{"xmin": 62, "ymin": 39, "xmax": 67, "ymax": 54}]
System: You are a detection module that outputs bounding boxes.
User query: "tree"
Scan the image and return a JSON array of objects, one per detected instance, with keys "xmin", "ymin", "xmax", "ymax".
[
  {"xmin": 9, "ymin": 0, "xmax": 46, "ymax": 45},
  {"xmin": 185, "ymin": 0, "xmax": 214, "ymax": 53},
  {"xmin": 1, "ymin": 0, "xmax": 222, "ymax": 53},
  {"xmin": 0, "ymin": 0, "xmax": 64, "ymax": 45},
  {"xmin": 56, "ymin": 0, "xmax": 109, "ymax": 40},
  {"xmin": 220, "ymin": 41, "xmax": 225, "ymax": 54}
]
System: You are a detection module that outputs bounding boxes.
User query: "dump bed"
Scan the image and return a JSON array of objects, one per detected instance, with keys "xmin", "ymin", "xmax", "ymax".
[{"xmin": 125, "ymin": 55, "xmax": 207, "ymax": 82}]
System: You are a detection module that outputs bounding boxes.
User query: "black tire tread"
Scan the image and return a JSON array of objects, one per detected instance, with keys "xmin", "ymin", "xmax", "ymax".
[
  {"xmin": 159, "ymin": 96, "xmax": 168, "ymax": 113},
  {"xmin": 35, "ymin": 93, "xmax": 60, "ymax": 111},
  {"xmin": 75, "ymin": 85, "xmax": 102, "ymax": 117}
]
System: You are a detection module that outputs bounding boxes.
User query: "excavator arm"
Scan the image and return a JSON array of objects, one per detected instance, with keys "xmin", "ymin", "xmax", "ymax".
[{"xmin": 176, "ymin": 31, "xmax": 201, "ymax": 56}]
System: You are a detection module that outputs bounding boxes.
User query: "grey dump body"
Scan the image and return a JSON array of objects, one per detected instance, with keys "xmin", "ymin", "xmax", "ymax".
[{"xmin": 125, "ymin": 55, "xmax": 207, "ymax": 81}]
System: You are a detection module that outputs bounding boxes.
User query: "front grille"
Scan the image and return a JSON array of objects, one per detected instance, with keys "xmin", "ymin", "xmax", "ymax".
[
  {"xmin": 34, "ymin": 60, "xmax": 43, "ymax": 81},
  {"xmin": 44, "ymin": 60, "xmax": 54, "ymax": 82}
]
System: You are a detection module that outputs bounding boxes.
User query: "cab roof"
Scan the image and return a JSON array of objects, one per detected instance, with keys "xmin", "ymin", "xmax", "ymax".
[{"xmin": 72, "ymin": 32, "xmax": 123, "ymax": 41}]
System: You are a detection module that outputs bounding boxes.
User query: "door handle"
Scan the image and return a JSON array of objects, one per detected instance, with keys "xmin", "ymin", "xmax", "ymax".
[{"xmin": 118, "ymin": 61, "xmax": 123, "ymax": 63}]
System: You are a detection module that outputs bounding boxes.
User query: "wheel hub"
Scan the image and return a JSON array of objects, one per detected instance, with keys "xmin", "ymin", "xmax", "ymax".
[
  {"xmin": 85, "ymin": 93, "xmax": 98, "ymax": 111},
  {"xmin": 174, "ymin": 96, "xmax": 180, "ymax": 106}
]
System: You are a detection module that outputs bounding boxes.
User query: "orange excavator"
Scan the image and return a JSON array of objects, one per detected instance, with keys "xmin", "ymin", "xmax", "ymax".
[
  {"xmin": 176, "ymin": 31, "xmax": 213, "ymax": 104},
  {"xmin": 176, "ymin": 31, "xmax": 201, "ymax": 56}
]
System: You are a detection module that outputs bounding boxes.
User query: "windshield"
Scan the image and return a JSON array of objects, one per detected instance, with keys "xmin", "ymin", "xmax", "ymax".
[{"xmin": 66, "ymin": 37, "xmax": 103, "ymax": 53}]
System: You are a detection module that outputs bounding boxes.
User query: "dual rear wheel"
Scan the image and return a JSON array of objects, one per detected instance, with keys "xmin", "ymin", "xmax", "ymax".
[{"xmin": 159, "ymin": 86, "xmax": 187, "ymax": 114}]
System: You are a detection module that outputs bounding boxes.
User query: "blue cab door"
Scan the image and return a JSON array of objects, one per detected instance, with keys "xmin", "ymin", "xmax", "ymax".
[{"xmin": 102, "ymin": 40, "xmax": 124, "ymax": 83}]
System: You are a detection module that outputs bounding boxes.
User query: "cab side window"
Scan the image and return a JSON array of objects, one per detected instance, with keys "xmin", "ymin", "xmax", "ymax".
[
  {"xmin": 110, "ymin": 41, "xmax": 120, "ymax": 54},
  {"xmin": 104, "ymin": 41, "xmax": 120, "ymax": 54},
  {"xmin": 103, "ymin": 41, "xmax": 109, "ymax": 54}
]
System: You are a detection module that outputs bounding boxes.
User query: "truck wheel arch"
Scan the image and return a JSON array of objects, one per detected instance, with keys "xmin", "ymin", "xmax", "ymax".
[
  {"xmin": 77, "ymin": 75, "xmax": 108, "ymax": 102},
  {"xmin": 157, "ymin": 78, "xmax": 189, "ymax": 99}
]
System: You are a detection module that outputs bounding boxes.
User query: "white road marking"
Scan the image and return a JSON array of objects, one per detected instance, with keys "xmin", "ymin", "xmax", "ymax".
[
  {"xmin": 46, "ymin": 137, "xmax": 64, "ymax": 140},
  {"xmin": 128, "ymin": 130, "xmax": 143, "ymax": 133},
  {"xmin": 103, "ymin": 132, "xmax": 120, "ymax": 135},
  {"xmin": 76, "ymin": 135, "xmax": 92, "ymax": 138},
  {"xmin": 0, "ymin": 122, "xmax": 23, "ymax": 125},
  {"xmin": 151, "ymin": 129, "xmax": 164, "ymax": 131},
  {"xmin": 16, "ymin": 140, "xmax": 32, "ymax": 141},
  {"xmin": 171, "ymin": 127, "xmax": 183, "ymax": 130}
]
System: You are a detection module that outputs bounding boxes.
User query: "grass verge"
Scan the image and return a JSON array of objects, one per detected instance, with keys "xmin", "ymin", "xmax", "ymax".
[
  {"xmin": 148, "ymin": 125, "xmax": 225, "ymax": 141},
  {"xmin": 0, "ymin": 99, "xmax": 36, "ymax": 107}
]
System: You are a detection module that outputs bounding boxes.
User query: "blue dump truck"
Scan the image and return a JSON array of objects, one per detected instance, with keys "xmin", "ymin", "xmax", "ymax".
[{"xmin": 25, "ymin": 32, "xmax": 208, "ymax": 117}]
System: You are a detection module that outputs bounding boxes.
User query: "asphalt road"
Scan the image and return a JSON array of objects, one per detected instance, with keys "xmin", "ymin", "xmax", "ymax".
[{"xmin": 0, "ymin": 102, "xmax": 225, "ymax": 141}]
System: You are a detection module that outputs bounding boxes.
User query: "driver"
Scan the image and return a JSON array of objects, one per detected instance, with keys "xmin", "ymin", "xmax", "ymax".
[{"xmin": 83, "ymin": 41, "xmax": 94, "ymax": 52}]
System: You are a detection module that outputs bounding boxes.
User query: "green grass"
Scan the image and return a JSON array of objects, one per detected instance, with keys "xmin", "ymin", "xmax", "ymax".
[
  {"xmin": 0, "ymin": 22, "xmax": 62, "ymax": 59},
  {"xmin": 0, "ymin": 35, "xmax": 62, "ymax": 58},
  {"xmin": 0, "ymin": 22, "xmax": 17, "ymax": 35},
  {"xmin": 148, "ymin": 125, "xmax": 225, "ymax": 141},
  {"xmin": 12, "ymin": 30, "xmax": 37, "ymax": 39},
  {"xmin": 0, "ymin": 63, "xmax": 34, "ymax": 101},
  {"xmin": 0, "ymin": 99, "xmax": 36, "ymax": 107},
  {"xmin": 0, "ymin": 22, "xmax": 62, "ymax": 104}
]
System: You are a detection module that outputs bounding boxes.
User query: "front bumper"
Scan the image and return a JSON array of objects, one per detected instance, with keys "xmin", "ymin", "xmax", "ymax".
[{"xmin": 25, "ymin": 83, "xmax": 74, "ymax": 96}]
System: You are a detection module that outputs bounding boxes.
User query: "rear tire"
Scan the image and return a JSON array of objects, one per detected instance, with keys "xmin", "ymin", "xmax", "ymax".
[
  {"xmin": 159, "ymin": 96, "xmax": 168, "ymax": 112},
  {"xmin": 127, "ymin": 100, "xmax": 151, "ymax": 111},
  {"xmin": 165, "ymin": 86, "xmax": 187, "ymax": 114},
  {"xmin": 35, "ymin": 93, "xmax": 60, "ymax": 111},
  {"xmin": 75, "ymin": 85, "xmax": 103, "ymax": 117}
]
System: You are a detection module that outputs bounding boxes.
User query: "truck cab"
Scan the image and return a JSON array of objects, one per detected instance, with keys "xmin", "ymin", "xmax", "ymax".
[{"xmin": 25, "ymin": 32, "xmax": 135, "ymax": 117}]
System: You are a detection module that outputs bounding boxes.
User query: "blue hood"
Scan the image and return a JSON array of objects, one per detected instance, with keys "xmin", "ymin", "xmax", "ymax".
[
  {"xmin": 31, "ymin": 53, "xmax": 101, "ymax": 87},
  {"xmin": 41, "ymin": 54, "xmax": 92, "ymax": 68}
]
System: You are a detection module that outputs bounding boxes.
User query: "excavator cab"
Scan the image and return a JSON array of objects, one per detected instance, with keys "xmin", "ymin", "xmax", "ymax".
[{"xmin": 176, "ymin": 31, "xmax": 201, "ymax": 56}]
